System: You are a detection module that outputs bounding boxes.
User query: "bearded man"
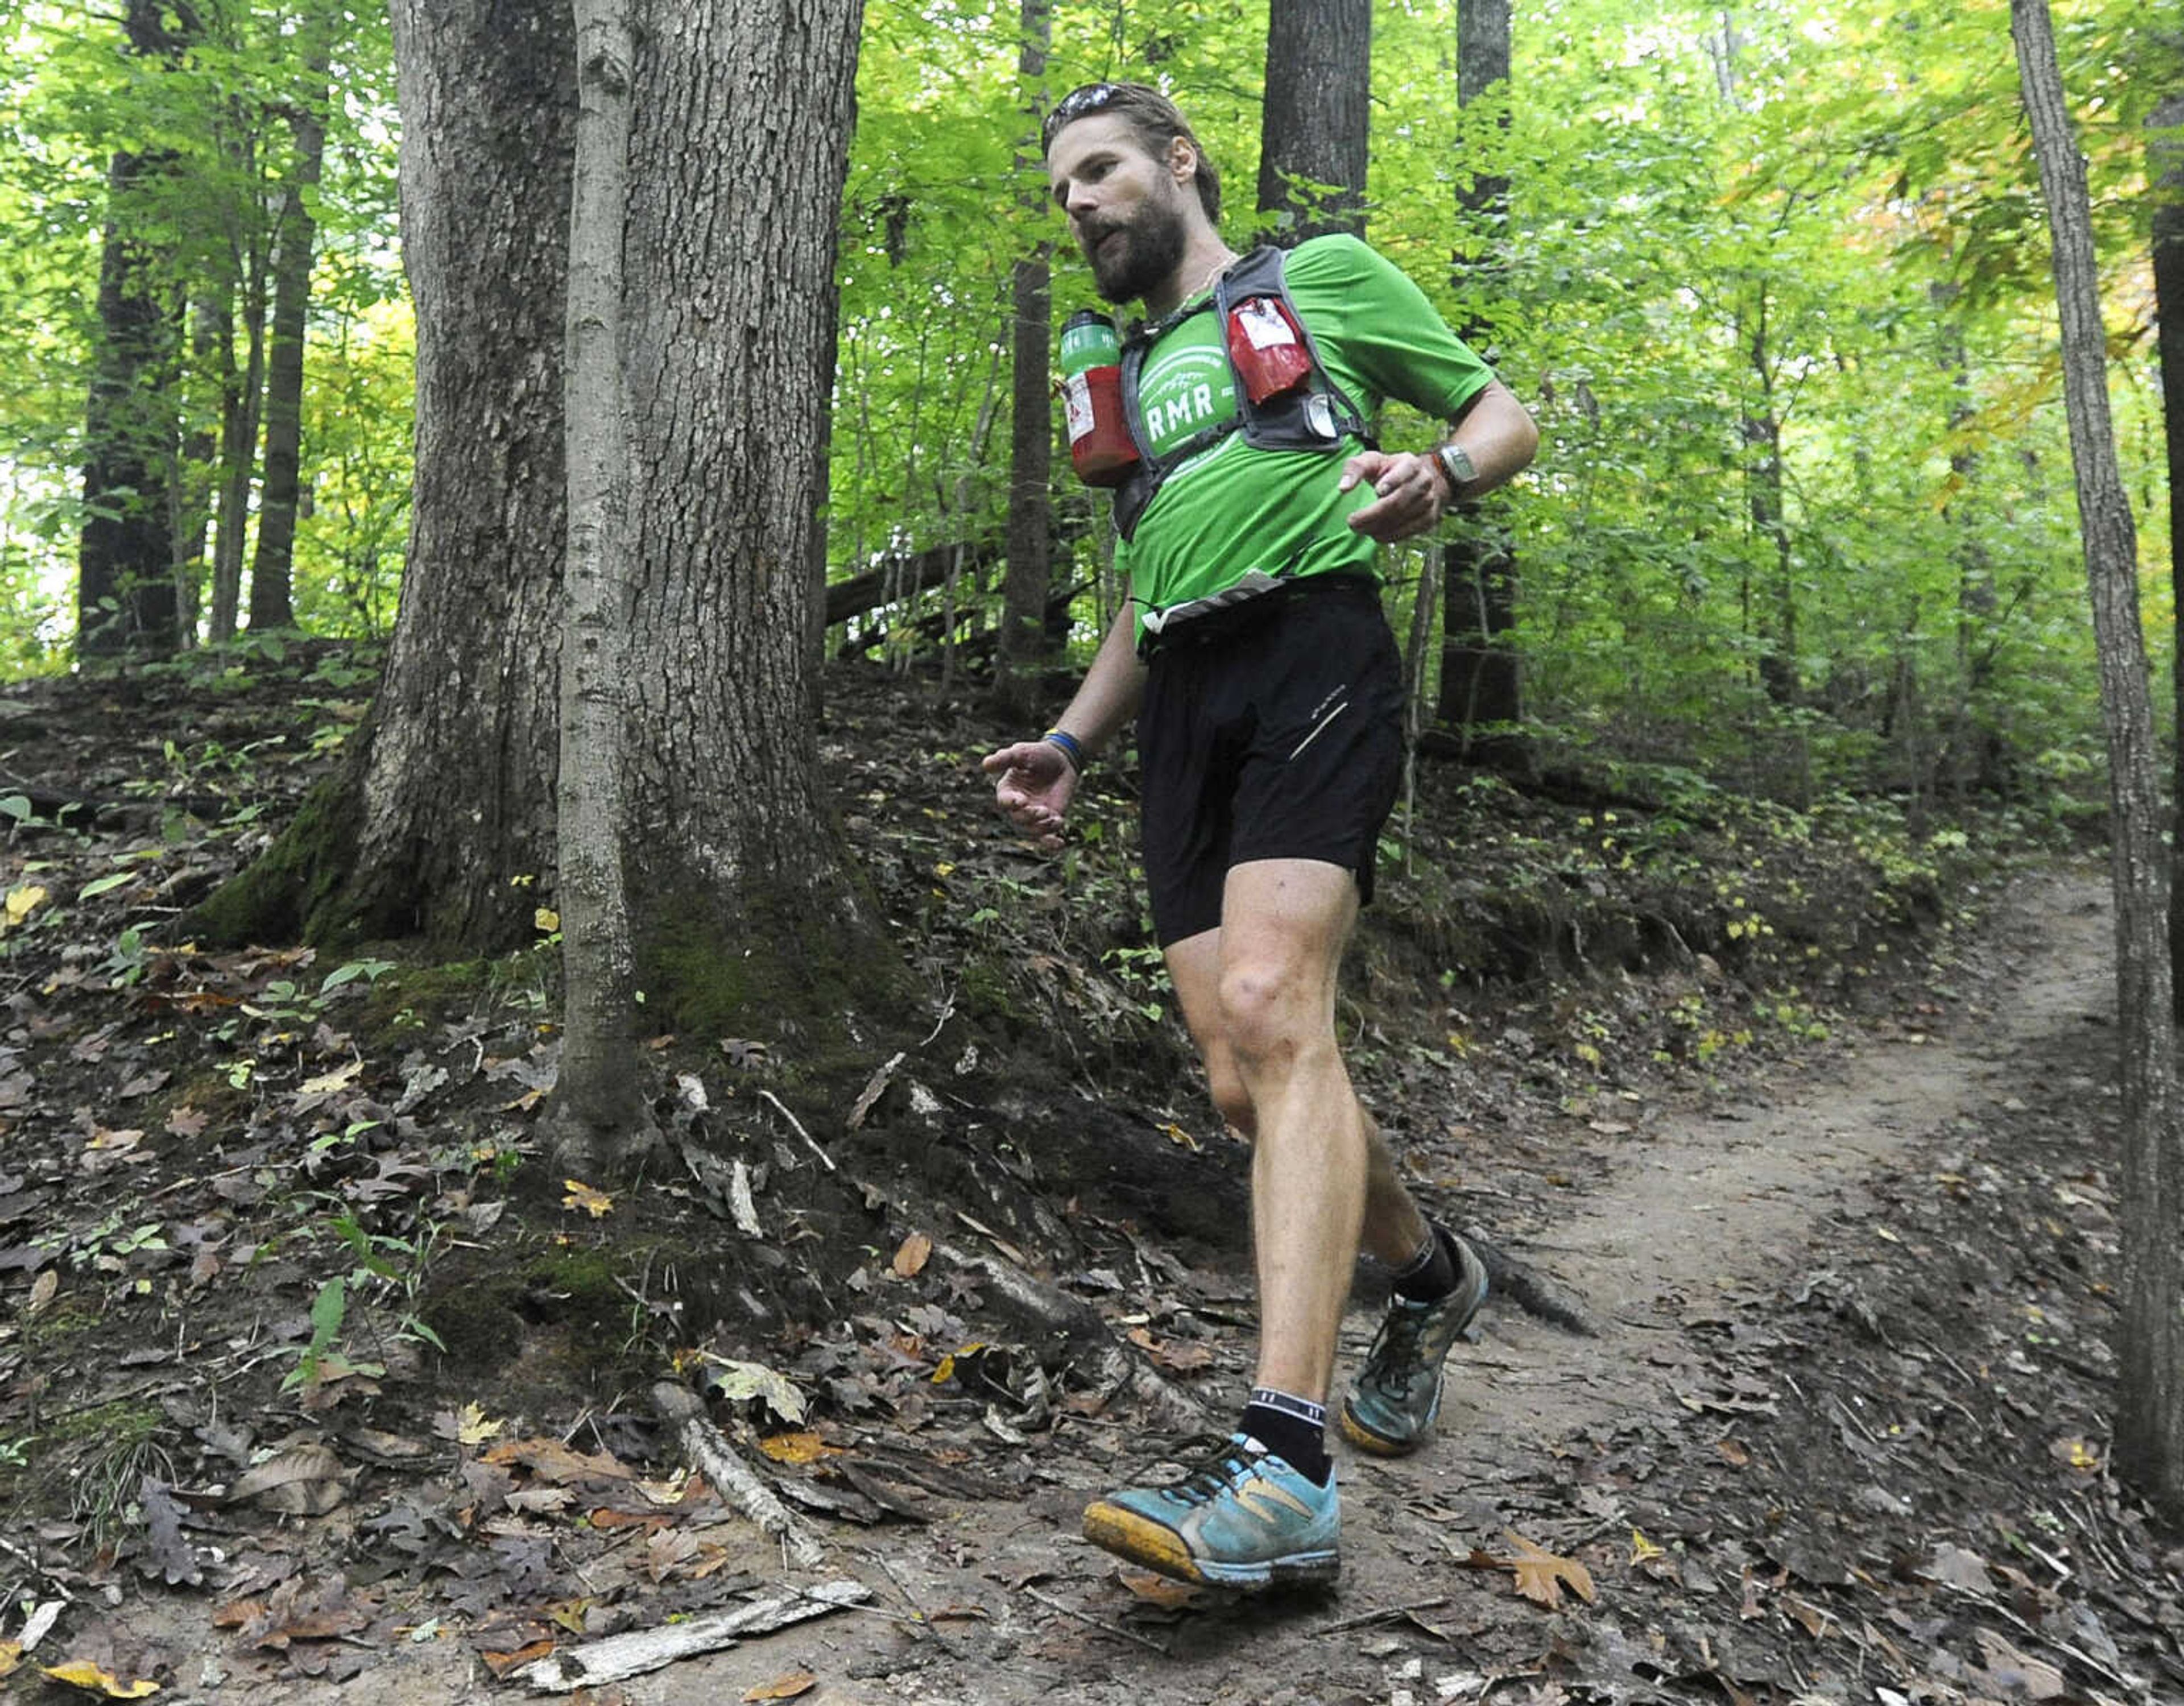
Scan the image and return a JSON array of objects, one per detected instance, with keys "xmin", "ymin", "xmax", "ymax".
[{"xmin": 983, "ymin": 82, "xmax": 1539, "ymax": 1591}]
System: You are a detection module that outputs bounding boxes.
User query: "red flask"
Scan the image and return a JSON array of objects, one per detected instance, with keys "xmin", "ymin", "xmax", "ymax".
[{"xmin": 1226, "ymin": 296, "xmax": 1313, "ymax": 404}]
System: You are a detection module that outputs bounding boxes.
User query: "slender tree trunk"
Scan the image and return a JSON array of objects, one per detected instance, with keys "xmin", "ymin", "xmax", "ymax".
[
  {"xmin": 1435, "ymin": 0, "xmax": 1523, "ymax": 760},
  {"xmin": 1744, "ymin": 287, "xmax": 1796, "ymax": 706},
  {"xmin": 78, "ymin": 0, "xmax": 192, "ymax": 661},
  {"xmin": 175, "ymin": 297, "xmax": 224, "ymax": 637},
  {"xmin": 991, "ymin": 0, "xmax": 1053, "ymax": 721},
  {"xmin": 2012, "ymin": 0, "xmax": 2184, "ymax": 1519},
  {"xmin": 1257, "ymin": 0, "xmax": 1371, "ymax": 239},
  {"xmin": 2153, "ymin": 93, "xmax": 2184, "ymax": 1021},
  {"xmin": 552, "ymin": 0, "xmax": 652, "ymax": 1160},
  {"xmin": 250, "ymin": 38, "xmax": 334, "ymax": 633}
]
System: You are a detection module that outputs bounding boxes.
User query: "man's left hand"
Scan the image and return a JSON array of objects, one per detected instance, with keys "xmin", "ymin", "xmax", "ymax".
[{"xmin": 1339, "ymin": 450, "xmax": 1447, "ymax": 543}]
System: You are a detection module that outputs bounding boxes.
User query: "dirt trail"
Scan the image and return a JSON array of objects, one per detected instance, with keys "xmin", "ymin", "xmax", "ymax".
[{"xmin": 105, "ymin": 871, "xmax": 2124, "ymax": 1704}]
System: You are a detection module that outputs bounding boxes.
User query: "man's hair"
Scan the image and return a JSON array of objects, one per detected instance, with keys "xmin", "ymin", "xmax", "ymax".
[{"xmin": 1043, "ymin": 81, "xmax": 1222, "ymax": 226}]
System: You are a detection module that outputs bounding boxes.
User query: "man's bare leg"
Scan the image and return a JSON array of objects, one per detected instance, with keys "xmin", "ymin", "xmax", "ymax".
[
  {"xmin": 1168, "ymin": 921, "xmax": 1433, "ymax": 1293},
  {"xmin": 1148, "ymin": 860, "xmax": 1382, "ymax": 1403}
]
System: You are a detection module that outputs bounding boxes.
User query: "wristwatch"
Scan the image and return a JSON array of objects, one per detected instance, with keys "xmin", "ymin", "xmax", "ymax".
[{"xmin": 1432, "ymin": 441, "xmax": 1477, "ymax": 498}]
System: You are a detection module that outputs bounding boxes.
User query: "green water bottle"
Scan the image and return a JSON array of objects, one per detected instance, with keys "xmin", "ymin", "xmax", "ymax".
[{"xmin": 1057, "ymin": 309, "xmax": 1136, "ymax": 487}]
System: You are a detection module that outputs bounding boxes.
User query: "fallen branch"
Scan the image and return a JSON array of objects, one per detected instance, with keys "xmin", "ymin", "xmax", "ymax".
[
  {"xmin": 650, "ymin": 1382, "xmax": 826, "ymax": 1570},
  {"xmin": 513, "ymin": 1578, "xmax": 870, "ymax": 1691},
  {"xmin": 936, "ymin": 1241, "xmax": 1207, "ymax": 1432},
  {"xmin": 1024, "ymin": 1585, "xmax": 1171, "ymax": 1656},
  {"xmin": 757, "ymin": 1089, "xmax": 837, "ymax": 1173}
]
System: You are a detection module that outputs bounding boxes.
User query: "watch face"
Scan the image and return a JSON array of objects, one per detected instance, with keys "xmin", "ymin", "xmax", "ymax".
[{"xmin": 1439, "ymin": 444, "xmax": 1475, "ymax": 484}]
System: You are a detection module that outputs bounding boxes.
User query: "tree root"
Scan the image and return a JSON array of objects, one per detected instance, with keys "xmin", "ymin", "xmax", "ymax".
[{"xmin": 1460, "ymin": 1224, "xmax": 1596, "ymax": 1336}]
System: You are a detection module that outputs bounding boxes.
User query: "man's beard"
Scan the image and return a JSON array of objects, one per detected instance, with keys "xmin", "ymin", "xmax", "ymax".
[{"xmin": 1085, "ymin": 197, "xmax": 1188, "ymax": 305}]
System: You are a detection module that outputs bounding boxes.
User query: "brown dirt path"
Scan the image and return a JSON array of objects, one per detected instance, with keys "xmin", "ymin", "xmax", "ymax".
[{"xmin": 82, "ymin": 868, "xmax": 2140, "ymax": 1705}]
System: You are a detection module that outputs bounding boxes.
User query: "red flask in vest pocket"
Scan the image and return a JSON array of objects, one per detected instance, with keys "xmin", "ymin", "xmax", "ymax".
[
  {"xmin": 1226, "ymin": 295, "xmax": 1313, "ymax": 404},
  {"xmin": 1057, "ymin": 310, "xmax": 1140, "ymax": 487}
]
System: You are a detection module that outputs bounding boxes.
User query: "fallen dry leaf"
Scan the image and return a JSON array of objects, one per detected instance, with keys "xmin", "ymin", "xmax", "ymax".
[
  {"xmin": 26, "ymin": 1268, "xmax": 56, "ymax": 1316},
  {"xmin": 228, "ymin": 1442, "xmax": 350, "ymax": 1515},
  {"xmin": 38, "ymin": 1658, "xmax": 160, "ymax": 1697},
  {"xmin": 892, "ymin": 1232, "xmax": 932, "ymax": 1277},
  {"xmin": 759, "ymin": 1431, "xmax": 829, "ymax": 1465},
  {"xmin": 297, "ymin": 1059, "xmax": 362, "ymax": 1096},
  {"xmin": 482, "ymin": 1435, "xmax": 635, "ymax": 1485},
  {"xmin": 743, "ymin": 1672, "xmax": 818, "ymax": 1702},
  {"xmin": 0, "ymin": 1641, "xmax": 18, "ymax": 1679},
  {"xmin": 1115, "ymin": 1567, "xmax": 1203, "ymax": 1608},
  {"xmin": 481, "ymin": 1639, "xmax": 556, "ymax": 1679},
  {"xmin": 1503, "ymin": 1530, "xmax": 1595, "ymax": 1609},
  {"xmin": 561, "ymin": 1178, "xmax": 613, "ymax": 1218}
]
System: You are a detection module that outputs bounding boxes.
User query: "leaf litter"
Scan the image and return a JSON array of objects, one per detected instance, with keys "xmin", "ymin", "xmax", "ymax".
[{"xmin": 0, "ymin": 658, "xmax": 2175, "ymax": 1702}]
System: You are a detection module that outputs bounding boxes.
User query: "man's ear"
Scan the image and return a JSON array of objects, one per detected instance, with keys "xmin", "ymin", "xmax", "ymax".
[{"xmin": 1168, "ymin": 135, "xmax": 1196, "ymax": 185}]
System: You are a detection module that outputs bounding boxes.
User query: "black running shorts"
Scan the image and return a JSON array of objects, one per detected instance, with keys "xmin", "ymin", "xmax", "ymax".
[{"xmin": 1136, "ymin": 575, "xmax": 1405, "ymax": 946}]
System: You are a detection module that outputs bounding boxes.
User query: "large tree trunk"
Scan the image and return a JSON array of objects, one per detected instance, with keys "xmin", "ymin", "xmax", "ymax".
[
  {"xmin": 613, "ymin": 0, "xmax": 877, "ymax": 1040},
  {"xmin": 1256, "ymin": 0, "xmax": 1370, "ymax": 239},
  {"xmin": 348, "ymin": 0, "xmax": 573, "ymax": 950},
  {"xmin": 991, "ymin": 0, "xmax": 1054, "ymax": 722},
  {"xmin": 2153, "ymin": 93, "xmax": 2184, "ymax": 1022},
  {"xmin": 77, "ymin": 0, "xmax": 192, "ymax": 661},
  {"xmin": 2012, "ymin": 0, "xmax": 2184, "ymax": 1519},
  {"xmin": 1434, "ymin": 0, "xmax": 1522, "ymax": 759},
  {"xmin": 250, "ymin": 35, "xmax": 334, "ymax": 633}
]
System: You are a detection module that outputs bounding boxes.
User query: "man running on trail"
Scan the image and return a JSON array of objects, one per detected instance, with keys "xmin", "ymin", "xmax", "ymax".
[{"xmin": 983, "ymin": 82, "xmax": 1539, "ymax": 1591}]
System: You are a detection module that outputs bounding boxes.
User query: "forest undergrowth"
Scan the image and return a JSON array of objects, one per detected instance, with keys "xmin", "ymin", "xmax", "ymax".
[{"xmin": 1, "ymin": 642, "xmax": 2173, "ymax": 1705}]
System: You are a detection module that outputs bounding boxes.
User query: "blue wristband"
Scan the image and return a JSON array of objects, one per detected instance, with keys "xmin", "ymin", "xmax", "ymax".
[{"xmin": 1041, "ymin": 729, "xmax": 1084, "ymax": 773}]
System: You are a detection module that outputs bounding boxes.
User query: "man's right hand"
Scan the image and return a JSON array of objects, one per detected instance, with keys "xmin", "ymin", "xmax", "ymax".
[{"xmin": 981, "ymin": 739, "xmax": 1078, "ymax": 850}]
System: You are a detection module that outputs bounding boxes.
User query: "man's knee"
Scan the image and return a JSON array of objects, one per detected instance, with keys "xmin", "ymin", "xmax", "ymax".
[{"xmin": 1217, "ymin": 959, "xmax": 1320, "ymax": 1073}]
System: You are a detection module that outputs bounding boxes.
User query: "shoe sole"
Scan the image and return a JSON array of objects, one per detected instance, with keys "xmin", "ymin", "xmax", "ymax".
[
  {"xmin": 1337, "ymin": 1394, "xmax": 1438, "ymax": 1457},
  {"xmin": 1081, "ymin": 1500, "xmax": 1339, "ymax": 1591}
]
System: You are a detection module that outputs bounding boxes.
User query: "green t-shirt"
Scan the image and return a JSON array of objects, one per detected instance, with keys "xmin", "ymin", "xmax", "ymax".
[{"xmin": 1116, "ymin": 233, "xmax": 1495, "ymax": 644}]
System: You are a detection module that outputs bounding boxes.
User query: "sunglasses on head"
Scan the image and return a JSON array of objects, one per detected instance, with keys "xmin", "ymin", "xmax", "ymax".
[{"xmin": 1042, "ymin": 82, "xmax": 1121, "ymax": 150}]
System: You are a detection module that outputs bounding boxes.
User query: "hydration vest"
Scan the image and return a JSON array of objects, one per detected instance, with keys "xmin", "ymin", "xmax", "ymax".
[{"xmin": 1112, "ymin": 244, "xmax": 1375, "ymax": 543}]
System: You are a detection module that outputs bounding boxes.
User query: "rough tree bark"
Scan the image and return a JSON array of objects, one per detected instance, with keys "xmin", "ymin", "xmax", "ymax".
[
  {"xmin": 611, "ymin": 0, "xmax": 879, "ymax": 1048},
  {"xmin": 552, "ymin": 0, "xmax": 652, "ymax": 1158},
  {"xmin": 192, "ymin": 0, "xmax": 573, "ymax": 950},
  {"xmin": 78, "ymin": 0, "xmax": 192, "ymax": 660},
  {"xmin": 1257, "ymin": 0, "xmax": 1371, "ymax": 239},
  {"xmin": 991, "ymin": 0, "xmax": 1054, "ymax": 721},
  {"xmin": 2011, "ymin": 0, "xmax": 2184, "ymax": 1519},
  {"xmin": 1435, "ymin": 0, "xmax": 1523, "ymax": 760},
  {"xmin": 250, "ymin": 30, "xmax": 334, "ymax": 633}
]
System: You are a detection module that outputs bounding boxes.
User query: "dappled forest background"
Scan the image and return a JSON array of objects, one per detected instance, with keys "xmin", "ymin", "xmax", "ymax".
[{"xmin": 0, "ymin": 0, "xmax": 2170, "ymax": 817}]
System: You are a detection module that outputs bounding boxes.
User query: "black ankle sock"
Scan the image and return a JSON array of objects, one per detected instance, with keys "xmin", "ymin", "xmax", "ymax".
[
  {"xmin": 1390, "ymin": 1221, "xmax": 1459, "ymax": 1303},
  {"xmin": 1239, "ymin": 1389, "xmax": 1331, "ymax": 1485}
]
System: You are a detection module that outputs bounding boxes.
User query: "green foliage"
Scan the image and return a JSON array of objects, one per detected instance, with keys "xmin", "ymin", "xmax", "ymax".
[
  {"xmin": 0, "ymin": 0, "xmax": 407, "ymax": 668},
  {"xmin": 0, "ymin": 0, "xmax": 2164, "ymax": 815}
]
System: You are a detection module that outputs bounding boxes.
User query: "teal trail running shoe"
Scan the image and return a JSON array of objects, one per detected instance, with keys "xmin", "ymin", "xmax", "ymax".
[
  {"xmin": 1081, "ymin": 1432, "xmax": 1339, "ymax": 1590},
  {"xmin": 1339, "ymin": 1231, "xmax": 1489, "ymax": 1456}
]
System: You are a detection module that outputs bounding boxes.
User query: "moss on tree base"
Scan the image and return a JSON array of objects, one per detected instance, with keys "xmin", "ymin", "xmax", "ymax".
[{"xmin": 183, "ymin": 768, "xmax": 371, "ymax": 949}]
